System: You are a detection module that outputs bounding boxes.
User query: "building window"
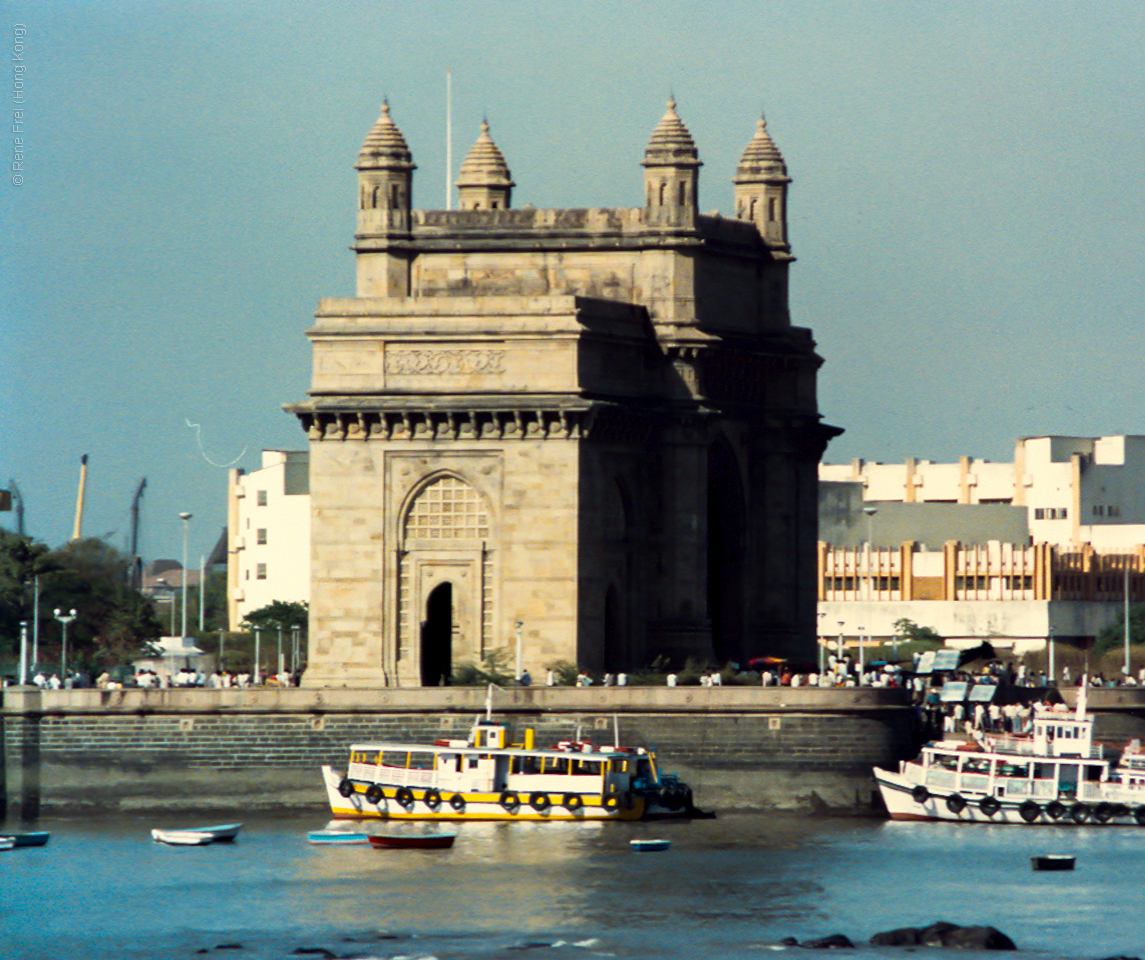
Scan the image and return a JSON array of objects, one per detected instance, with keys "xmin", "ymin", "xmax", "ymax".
[
  {"xmin": 404, "ymin": 476, "xmax": 490, "ymax": 541},
  {"xmin": 1034, "ymin": 507, "xmax": 1067, "ymax": 520},
  {"xmin": 256, "ymin": 563, "xmax": 267, "ymax": 580},
  {"xmin": 257, "ymin": 528, "xmax": 267, "ymax": 545},
  {"xmin": 257, "ymin": 490, "xmax": 268, "ymax": 506}
]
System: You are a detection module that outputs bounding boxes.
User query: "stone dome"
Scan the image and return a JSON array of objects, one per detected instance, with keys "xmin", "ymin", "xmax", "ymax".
[
  {"xmin": 456, "ymin": 120, "xmax": 514, "ymax": 188},
  {"xmin": 734, "ymin": 115, "xmax": 787, "ymax": 182},
  {"xmin": 357, "ymin": 101, "xmax": 415, "ymax": 170},
  {"xmin": 642, "ymin": 98, "xmax": 701, "ymax": 168}
]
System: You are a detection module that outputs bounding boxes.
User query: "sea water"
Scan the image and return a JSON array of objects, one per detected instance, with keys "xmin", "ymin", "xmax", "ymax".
[{"xmin": 2, "ymin": 810, "xmax": 1143, "ymax": 960}]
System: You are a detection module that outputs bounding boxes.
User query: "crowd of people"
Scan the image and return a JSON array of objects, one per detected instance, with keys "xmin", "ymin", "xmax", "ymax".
[{"xmin": 22, "ymin": 666, "xmax": 301, "ymax": 690}]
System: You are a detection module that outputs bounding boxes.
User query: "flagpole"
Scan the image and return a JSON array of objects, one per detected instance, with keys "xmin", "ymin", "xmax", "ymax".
[{"xmin": 446, "ymin": 68, "xmax": 452, "ymax": 210}]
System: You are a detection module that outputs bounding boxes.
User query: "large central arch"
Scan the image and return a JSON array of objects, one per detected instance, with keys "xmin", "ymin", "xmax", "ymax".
[
  {"xmin": 398, "ymin": 473, "xmax": 493, "ymax": 686},
  {"xmin": 707, "ymin": 437, "xmax": 747, "ymax": 664}
]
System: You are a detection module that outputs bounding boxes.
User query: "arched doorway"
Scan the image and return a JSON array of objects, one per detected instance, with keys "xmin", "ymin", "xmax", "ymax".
[
  {"xmin": 707, "ymin": 438, "xmax": 746, "ymax": 664},
  {"xmin": 421, "ymin": 581, "xmax": 453, "ymax": 686}
]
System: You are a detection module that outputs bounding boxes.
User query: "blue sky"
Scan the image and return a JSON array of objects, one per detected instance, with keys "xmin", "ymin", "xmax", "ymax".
[{"xmin": 3, "ymin": 1, "xmax": 1144, "ymax": 564}]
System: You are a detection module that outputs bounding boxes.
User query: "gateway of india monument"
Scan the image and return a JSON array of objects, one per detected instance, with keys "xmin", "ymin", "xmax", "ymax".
[{"xmin": 288, "ymin": 98, "xmax": 840, "ymax": 688}]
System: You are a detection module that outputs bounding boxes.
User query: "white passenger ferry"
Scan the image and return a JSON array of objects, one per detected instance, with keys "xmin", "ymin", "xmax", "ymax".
[
  {"xmin": 876, "ymin": 689, "xmax": 1145, "ymax": 825},
  {"xmin": 321, "ymin": 717, "xmax": 695, "ymax": 822}
]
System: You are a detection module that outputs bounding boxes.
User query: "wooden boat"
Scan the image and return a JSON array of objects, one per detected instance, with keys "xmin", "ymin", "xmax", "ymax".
[
  {"xmin": 3, "ymin": 832, "xmax": 50, "ymax": 848},
  {"xmin": 630, "ymin": 838, "xmax": 671, "ymax": 852},
  {"xmin": 322, "ymin": 710, "xmax": 695, "ymax": 823},
  {"xmin": 151, "ymin": 823, "xmax": 241, "ymax": 846},
  {"xmin": 308, "ymin": 829, "xmax": 369, "ymax": 845},
  {"xmin": 0, "ymin": 838, "xmax": 14, "ymax": 851},
  {"xmin": 1031, "ymin": 855, "xmax": 1075, "ymax": 871},
  {"xmin": 367, "ymin": 831, "xmax": 456, "ymax": 850},
  {"xmin": 876, "ymin": 688, "xmax": 1145, "ymax": 825}
]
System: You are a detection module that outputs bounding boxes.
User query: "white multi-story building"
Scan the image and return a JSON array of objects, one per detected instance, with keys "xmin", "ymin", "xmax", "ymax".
[
  {"xmin": 818, "ymin": 436, "xmax": 1145, "ymax": 656},
  {"xmin": 821, "ymin": 435, "xmax": 1145, "ymax": 550},
  {"xmin": 227, "ymin": 451, "xmax": 310, "ymax": 630}
]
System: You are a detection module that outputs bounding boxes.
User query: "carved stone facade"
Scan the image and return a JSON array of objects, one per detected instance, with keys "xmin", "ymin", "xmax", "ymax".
[{"xmin": 288, "ymin": 99, "xmax": 840, "ymax": 687}]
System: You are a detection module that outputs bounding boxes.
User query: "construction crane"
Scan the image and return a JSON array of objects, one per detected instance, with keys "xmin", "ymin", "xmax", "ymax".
[
  {"xmin": 129, "ymin": 478, "xmax": 147, "ymax": 588},
  {"xmin": 8, "ymin": 479, "xmax": 24, "ymax": 536}
]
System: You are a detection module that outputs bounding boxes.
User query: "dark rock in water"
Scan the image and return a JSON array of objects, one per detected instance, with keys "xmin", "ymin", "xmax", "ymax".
[
  {"xmin": 777, "ymin": 936, "xmax": 800, "ymax": 946},
  {"xmin": 1094, "ymin": 956, "xmax": 1143, "ymax": 960},
  {"xmin": 214, "ymin": 946, "xmax": 244, "ymax": 952},
  {"xmin": 921, "ymin": 922, "xmax": 963, "ymax": 947},
  {"xmin": 291, "ymin": 949, "xmax": 336, "ymax": 958},
  {"xmin": 869, "ymin": 927, "xmax": 924, "ymax": 946},
  {"xmin": 943, "ymin": 926, "xmax": 1016, "ymax": 950},
  {"xmin": 800, "ymin": 934, "xmax": 854, "ymax": 949},
  {"xmin": 869, "ymin": 921, "xmax": 1015, "ymax": 950}
]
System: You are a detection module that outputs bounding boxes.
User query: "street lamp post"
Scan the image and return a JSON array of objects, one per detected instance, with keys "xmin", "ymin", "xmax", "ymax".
[
  {"xmin": 178, "ymin": 512, "xmax": 192, "ymax": 639},
  {"xmin": 253, "ymin": 627, "xmax": 261, "ymax": 685},
  {"xmin": 514, "ymin": 619, "xmax": 524, "ymax": 681},
  {"xmin": 817, "ymin": 611, "xmax": 825, "ymax": 675},
  {"xmin": 19, "ymin": 620, "xmax": 27, "ymax": 685},
  {"xmin": 53, "ymin": 607, "xmax": 77, "ymax": 681},
  {"xmin": 277, "ymin": 625, "xmax": 284, "ymax": 676},
  {"xmin": 291, "ymin": 625, "xmax": 300, "ymax": 673},
  {"xmin": 218, "ymin": 627, "xmax": 226, "ymax": 674},
  {"xmin": 837, "ymin": 620, "xmax": 845, "ymax": 679},
  {"xmin": 1124, "ymin": 562, "xmax": 1132, "ymax": 677},
  {"xmin": 857, "ymin": 625, "xmax": 866, "ymax": 683}
]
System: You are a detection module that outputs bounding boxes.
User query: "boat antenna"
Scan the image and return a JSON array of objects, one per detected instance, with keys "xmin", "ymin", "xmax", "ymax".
[
  {"xmin": 485, "ymin": 681, "xmax": 494, "ymax": 721},
  {"xmin": 613, "ymin": 714, "xmax": 620, "ymax": 749},
  {"xmin": 1075, "ymin": 680, "xmax": 1087, "ymax": 722}
]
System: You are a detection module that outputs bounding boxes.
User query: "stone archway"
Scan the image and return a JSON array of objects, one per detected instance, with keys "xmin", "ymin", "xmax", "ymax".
[{"xmin": 707, "ymin": 438, "xmax": 747, "ymax": 664}]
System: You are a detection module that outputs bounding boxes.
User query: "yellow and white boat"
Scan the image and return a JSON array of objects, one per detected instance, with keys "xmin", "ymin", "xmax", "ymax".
[{"xmin": 321, "ymin": 717, "xmax": 695, "ymax": 822}]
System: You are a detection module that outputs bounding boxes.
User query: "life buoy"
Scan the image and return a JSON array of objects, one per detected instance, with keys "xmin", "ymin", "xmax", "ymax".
[
  {"xmin": 1045, "ymin": 800, "xmax": 1066, "ymax": 821},
  {"xmin": 1112, "ymin": 803, "xmax": 1130, "ymax": 819},
  {"xmin": 337, "ymin": 778, "xmax": 355, "ymax": 799},
  {"xmin": 602, "ymin": 793, "xmax": 620, "ymax": 810},
  {"xmin": 1019, "ymin": 800, "xmax": 1041, "ymax": 823},
  {"xmin": 364, "ymin": 784, "xmax": 384, "ymax": 805},
  {"xmin": 529, "ymin": 791, "xmax": 551, "ymax": 812},
  {"xmin": 563, "ymin": 793, "xmax": 583, "ymax": 811},
  {"xmin": 1070, "ymin": 802, "xmax": 1090, "ymax": 824},
  {"xmin": 449, "ymin": 793, "xmax": 466, "ymax": 813},
  {"xmin": 979, "ymin": 796, "xmax": 1001, "ymax": 817},
  {"xmin": 423, "ymin": 788, "xmax": 443, "ymax": 811},
  {"xmin": 395, "ymin": 786, "xmax": 415, "ymax": 809},
  {"xmin": 663, "ymin": 787, "xmax": 684, "ymax": 811},
  {"xmin": 945, "ymin": 793, "xmax": 966, "ymax": 814},
  {"xmin": 911, "ymin": 785, "xmax": 929, "ymax": 805},
  {"xmin": 1093, "ymin": 802, "xmax": 1114, "ymax": 823},
  {"xmin": 1134, "ymin": 806, "xmax": 1145, "ymax": 826},
  {"xmin": 500, "ymin": 790, "xmax": 521, "ymax": 811}
]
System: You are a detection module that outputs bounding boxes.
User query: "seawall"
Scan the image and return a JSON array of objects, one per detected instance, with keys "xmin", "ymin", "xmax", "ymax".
[
  {"xmin": 5, "ymin": 684, "xmax": 1143, "ymax": 822},
  {"xmin": 2, "ymin": 685, "xmax": 919, "ymax": 821}
]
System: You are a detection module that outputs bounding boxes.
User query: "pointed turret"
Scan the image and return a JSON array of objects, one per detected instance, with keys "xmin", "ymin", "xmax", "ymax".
[
  {"xmin": 642, "ymin": 98, "xmax": 701, "ymax": 224},
  {"xmin": 356, "ymin": 100, "xmax": 416, "ymax": 234},
  {"xmin": 456, "ymin": 120, "xmax": 514, "ymax": 210},
  {"xmin": 733, "ymin": 114, "xmax": 791, "ymax": 252}
]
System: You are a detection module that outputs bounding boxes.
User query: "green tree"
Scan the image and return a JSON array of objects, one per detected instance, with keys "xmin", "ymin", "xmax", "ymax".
[
  {"xmin": 40, "ymin": 538, "xmax": 162, "ymax": 671},
  {"xmin": 1094, "ymin": 603, "xmax": 1145, "ymax": 656},
  {"xmin": 0, "ymin": 530, "xmax": 60, "ymax": 655},
  {"xmin": 242, "ymin": 600, "xmax": 308, "ymax": 633}
]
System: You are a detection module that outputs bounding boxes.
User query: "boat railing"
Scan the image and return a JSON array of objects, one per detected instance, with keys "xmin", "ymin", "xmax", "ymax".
[
  {"xmin": 925, "ymin": 769, "xmax": 958, "ymax": 791},
  {"xmin": 355, "ymin": 762, "xmax": 435, "ymax": 788}
]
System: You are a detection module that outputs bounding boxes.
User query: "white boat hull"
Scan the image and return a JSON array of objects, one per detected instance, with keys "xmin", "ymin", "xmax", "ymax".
[{"xmin": 876, "ymin": 766, "xmax": 1145, "ymax": 826}]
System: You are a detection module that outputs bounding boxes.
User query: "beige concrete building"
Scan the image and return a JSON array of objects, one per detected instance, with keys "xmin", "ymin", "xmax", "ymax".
[
  {"xmin": 818, "ymin": 436, "xmax": 1145, "ymax": 654},
  {"xmin": 287, "ymin": 100, "xmax": 839, "ymax": 688}
]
